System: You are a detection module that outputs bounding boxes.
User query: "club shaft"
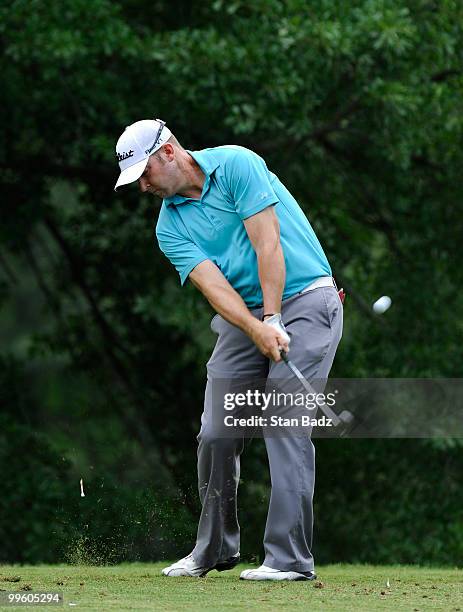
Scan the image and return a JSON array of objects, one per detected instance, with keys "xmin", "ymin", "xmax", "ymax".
[{"xmin": 281, "ymin": 353, "xmax": 341, "ymax": 426}]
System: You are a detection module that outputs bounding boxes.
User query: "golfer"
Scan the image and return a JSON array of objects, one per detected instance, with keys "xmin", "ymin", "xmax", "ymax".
[{"xmin": 114, "ymin": 119, "xmax": 343, "ymax": 581}]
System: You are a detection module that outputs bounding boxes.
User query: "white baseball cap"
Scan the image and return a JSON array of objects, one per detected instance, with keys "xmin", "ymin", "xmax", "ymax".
[{"xmin": 114, "ymin": 118, "xmax": 172, "ymax": 191}]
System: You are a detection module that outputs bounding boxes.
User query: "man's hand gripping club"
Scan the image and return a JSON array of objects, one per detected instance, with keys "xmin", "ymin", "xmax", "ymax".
[{"xmin": 251, "ymin": 313, "xmax": 290, "ymax": 362}]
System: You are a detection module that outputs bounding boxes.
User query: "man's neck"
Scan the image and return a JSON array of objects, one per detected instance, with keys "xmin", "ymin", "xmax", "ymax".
[{"xmin": 177, "ymin": 152, "xmax": 205, "ymax": 200}]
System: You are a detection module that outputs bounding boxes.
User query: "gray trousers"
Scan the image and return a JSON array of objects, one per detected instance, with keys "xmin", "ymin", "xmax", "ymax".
[{"xmin": 192, "ymin": 285, "xmax": 343, "ymax": 572}]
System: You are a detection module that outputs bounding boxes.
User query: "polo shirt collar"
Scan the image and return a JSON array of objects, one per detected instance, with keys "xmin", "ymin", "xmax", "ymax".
[{"xmin": 165, "ymin": 149, "xmax": 220, "ymax": 207}]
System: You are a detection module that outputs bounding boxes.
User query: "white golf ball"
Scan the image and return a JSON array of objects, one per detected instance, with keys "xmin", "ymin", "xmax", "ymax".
[{"xmin": 373, "ymin": 295, "xmax": 392, "ymax": 314}]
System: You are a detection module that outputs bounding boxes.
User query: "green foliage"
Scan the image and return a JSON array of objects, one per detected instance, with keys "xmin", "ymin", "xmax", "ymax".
[
  {"xmin": 1, "ymin": 0, "xmax": 462, "ymax": 565},
  {"xmin": 0, "ymin": 404, "xmax": 197, "ymax": 565},
  {"xmin": 315, "ymin": 439, "xmax": 463, "ymax": 566},
  {"xmin": 0, "ymin": 356, "xmax": 72, "ymax": 563},
  {"xmin": 61, "ymin": 481, "xmax": 196, "ymax": 566}
]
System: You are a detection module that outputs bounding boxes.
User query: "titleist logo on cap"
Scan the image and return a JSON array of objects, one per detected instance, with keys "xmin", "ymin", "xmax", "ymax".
[{"xmin": 116, "ymin": 150, "xmax": 134, "ymax": 162}]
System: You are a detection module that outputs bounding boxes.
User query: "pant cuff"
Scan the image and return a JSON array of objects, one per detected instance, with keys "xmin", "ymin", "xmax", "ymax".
[{"xmin": 263, "ymin": 559, "xmax": 315, "ymax": 573}]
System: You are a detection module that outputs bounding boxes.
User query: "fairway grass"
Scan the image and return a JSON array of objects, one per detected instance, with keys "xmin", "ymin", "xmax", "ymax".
[{"xmin": 0, "ymin": 562, "xmax": 462, "ymax": 611}]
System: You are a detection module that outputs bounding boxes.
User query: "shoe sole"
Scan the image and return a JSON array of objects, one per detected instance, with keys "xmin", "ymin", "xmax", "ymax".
[
  {"xmin": 239, "ymin": 572, "xmax": 317, "ymax": 581},
  {"xmin": 162, "ymin": 556, "xmax": 241, "ymax": 578}
]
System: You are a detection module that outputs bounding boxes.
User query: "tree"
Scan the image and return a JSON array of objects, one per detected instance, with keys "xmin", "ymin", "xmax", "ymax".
[{"xmin": 1, "ymin": 0, "xmax": 462, "ymax": 563}]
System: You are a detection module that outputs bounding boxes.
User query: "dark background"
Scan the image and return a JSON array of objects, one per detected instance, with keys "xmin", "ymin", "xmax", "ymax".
[{"xmin": 1, "ymin": 0, "xmax": 462, "ymax": 566}]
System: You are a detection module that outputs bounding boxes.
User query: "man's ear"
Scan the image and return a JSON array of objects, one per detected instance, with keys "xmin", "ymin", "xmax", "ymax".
[{"xmin": 161, "ymin": 143, "xmax": 175, "ymax": 160}]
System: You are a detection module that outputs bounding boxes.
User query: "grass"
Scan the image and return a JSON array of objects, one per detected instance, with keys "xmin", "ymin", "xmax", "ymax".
[{"xmin": 0, "ymin": 562, "xmax": 462, "ymax": 611}]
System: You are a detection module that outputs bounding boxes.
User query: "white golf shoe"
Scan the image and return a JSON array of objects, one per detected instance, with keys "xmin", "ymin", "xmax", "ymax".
[
  {"xmin": 162, "ymin": 552, "xmax": 240, "ymax": 577},
  {"xmin": 240, "ymin": 564, "xmax": 316, "ymax": 581}
]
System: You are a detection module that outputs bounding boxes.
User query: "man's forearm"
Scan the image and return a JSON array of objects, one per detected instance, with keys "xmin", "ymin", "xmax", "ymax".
[
  {"xmin": 256, "ymin": 242, "xmax": 286, "ymax": 315},
  {"xmin": 204, "ymin": 283, "xmax": 261, "ymax": 336},
  {"xmin": 189, "ymin": 261, "xmax": 260, "ymax": 336},
  {"xmin": 189, "ymin": 259, "xmax": 290, "ymax": 361}
]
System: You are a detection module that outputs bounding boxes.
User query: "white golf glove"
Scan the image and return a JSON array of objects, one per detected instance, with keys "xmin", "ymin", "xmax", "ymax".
[{"xmin": 263, "ymin": 313, "xmax": 290, "ymax": 351}]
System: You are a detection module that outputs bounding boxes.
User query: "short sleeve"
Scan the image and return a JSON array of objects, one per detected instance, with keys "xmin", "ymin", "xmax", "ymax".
[
  {"xmin": 224, "ymin": 148, "xmax": 279, "ymax": 220},
  {"xmin": 156, "ymin": 210, "xmax": 208, "ymax": 285}
]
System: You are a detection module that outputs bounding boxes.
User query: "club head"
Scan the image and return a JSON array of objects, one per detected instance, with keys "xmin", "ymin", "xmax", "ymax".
[{"xmin": 339, "ymin": 410, "xmax": 354, "ymax": 424}]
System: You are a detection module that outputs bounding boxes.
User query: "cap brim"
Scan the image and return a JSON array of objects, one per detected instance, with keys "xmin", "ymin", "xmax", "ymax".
[{"xmin": 114, "ymin": 158, "xmax": 148, "ymax": 192}]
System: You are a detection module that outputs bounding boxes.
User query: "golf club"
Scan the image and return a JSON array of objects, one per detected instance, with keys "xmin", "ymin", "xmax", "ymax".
[{"xmin": 279, "ymin": 350, "xmax": 354, "ymax": 430}]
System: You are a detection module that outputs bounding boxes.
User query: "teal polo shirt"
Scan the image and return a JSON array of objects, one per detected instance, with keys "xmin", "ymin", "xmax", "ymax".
[{"xmin": 155, "ymin": 145, "xmax": 331, "ymax": 308}]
